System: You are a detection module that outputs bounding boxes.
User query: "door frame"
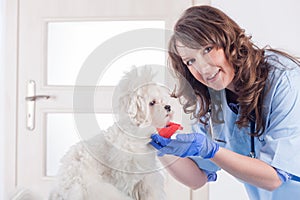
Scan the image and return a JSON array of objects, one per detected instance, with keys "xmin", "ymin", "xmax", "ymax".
[{"xmin": 3, "ymin": 0, "xmax": 19, "ymax": 199}]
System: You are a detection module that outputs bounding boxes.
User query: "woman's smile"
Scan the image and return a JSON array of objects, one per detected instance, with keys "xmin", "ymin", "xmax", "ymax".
[{"xmin": 207, "ymin": 69, "xmax": 220, "ymax": 81}]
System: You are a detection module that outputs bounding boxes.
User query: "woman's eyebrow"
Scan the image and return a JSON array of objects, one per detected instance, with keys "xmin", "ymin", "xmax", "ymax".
[{"xmin": 181, "ymin": 56, "xmax": 190, "ymax": 61}]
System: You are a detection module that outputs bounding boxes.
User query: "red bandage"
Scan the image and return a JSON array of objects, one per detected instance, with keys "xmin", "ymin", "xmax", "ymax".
[{"xmin": 157, "ymin": 122, "xmax": 183, "ymax": 138}]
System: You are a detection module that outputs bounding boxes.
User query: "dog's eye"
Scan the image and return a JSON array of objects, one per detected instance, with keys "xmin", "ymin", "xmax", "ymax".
[{"xmin": 149, "ymin": 100, "xmax": 156, "ymax": 106}]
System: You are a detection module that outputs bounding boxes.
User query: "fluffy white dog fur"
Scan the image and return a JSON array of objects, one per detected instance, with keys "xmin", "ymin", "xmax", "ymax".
[{"xmin": 48, "ymin": 67, "xmax": 174, "ymax": 200}]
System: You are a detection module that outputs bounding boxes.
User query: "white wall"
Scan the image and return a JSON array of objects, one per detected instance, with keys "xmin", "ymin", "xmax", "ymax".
[
  {"xmin": 0, "ymin": 0, "xmax": 6, "ymax": 198},
  {"xmin": 212, "ymin": 0, "xmax": 300, "ymax": 56}
]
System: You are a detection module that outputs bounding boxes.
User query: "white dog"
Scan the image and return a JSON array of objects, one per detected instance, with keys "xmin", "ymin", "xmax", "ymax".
[{"xmin": 48, "ymin": 67, "xmax": 174, "ymax": 200}]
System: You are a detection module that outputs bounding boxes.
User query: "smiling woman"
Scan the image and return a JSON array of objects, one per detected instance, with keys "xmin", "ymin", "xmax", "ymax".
[{"xmin": 150, "ymin": 4, "xmax": 300, "ymax": 200}]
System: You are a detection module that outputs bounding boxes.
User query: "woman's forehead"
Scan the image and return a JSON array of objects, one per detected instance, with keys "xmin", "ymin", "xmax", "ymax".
[{"xmin": 175, "ymin": 41, "xmax": 200, "ymax": 58}]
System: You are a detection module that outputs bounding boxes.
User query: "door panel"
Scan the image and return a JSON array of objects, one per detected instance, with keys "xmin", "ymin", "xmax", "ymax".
[{"xmin": 17, "ymin": 0, "xmax": 196, "ymax": 199}]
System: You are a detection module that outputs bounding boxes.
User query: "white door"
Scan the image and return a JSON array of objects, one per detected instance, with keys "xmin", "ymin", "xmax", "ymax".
[{"xmin": 16, "ymin": 0, "xmax": 201, "ymax": 199}]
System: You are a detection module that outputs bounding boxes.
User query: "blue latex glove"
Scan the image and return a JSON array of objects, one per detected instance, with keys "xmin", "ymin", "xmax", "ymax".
[{"xmin": 150, "ymin": 133, "xmax": 219, "ymax": 158}]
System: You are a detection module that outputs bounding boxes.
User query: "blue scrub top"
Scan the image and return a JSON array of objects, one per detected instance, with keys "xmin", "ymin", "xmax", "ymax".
[{"xmin": 189, "ymin": 51, "xmax": 300, "ymax": 199}]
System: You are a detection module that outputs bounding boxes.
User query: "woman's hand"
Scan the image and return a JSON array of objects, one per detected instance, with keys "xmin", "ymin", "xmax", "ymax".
[{"xmin": 150, "ymin": 133, "xmax": 219, "ymax": 158}]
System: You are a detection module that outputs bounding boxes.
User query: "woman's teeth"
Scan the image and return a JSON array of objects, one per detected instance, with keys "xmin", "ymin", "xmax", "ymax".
[{"xmin": 207, "ymin": 70, "xmax": 219, "ymax": 80}]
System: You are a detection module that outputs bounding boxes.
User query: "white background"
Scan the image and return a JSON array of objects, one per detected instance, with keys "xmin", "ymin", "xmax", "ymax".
[{"xmin": 212, "ymin": 0, "xmax": 300, "ymax": 56}]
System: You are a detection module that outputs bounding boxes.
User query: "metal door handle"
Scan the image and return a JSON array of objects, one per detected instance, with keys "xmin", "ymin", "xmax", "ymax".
[
  {"xmin": 25, "ymin": 95, "xmax": 50, "ymax": 101},
  {"xmin": 26, "ymin": 80, "xmax": 50, "ymax": 130}
]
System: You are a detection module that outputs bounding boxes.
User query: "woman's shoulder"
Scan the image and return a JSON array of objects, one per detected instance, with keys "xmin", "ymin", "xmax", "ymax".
[
  {"xmin": 265, "ymin": 50, "xmax": 299, "ymax": 69},
  {"xmin": 265, "ymin": 50, "xmax": 300, "ymax": 82},
  {"xmin": 262, "ymin": 50, "xmax": 300, "ymax": 114},
  {"xmin": 261, "ymin": 51, "xmax": 300, "ymax": 139}
]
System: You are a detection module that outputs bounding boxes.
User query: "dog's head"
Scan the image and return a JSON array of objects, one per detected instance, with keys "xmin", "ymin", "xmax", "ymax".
[
  {"xmin": 113, "ymin": 66, "xmax": 174, "ymax": 131},
  {"xmin": 127, "ymin": 83, "xmax": 173, "ymax": 128}
]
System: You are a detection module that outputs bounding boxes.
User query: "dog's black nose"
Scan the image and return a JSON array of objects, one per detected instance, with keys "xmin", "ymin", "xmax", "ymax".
[{"xmin": 164, "ymin": 105, "xmax": 171, "ymax": 112}]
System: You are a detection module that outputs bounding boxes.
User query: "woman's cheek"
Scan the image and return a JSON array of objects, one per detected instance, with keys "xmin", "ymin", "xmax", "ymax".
[{"xmin": 188, "ymin": 66, "xmax": 205, "ymax": 85}]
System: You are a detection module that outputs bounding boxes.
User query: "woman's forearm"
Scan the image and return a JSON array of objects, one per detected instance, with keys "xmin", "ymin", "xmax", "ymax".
[
  {"xmin": 211, "ymin": 147, "xmax": 282, "ymax": 191},
  {"xmin": 158, "ymin": 155, "xmax": 207, "ymax": 190}
]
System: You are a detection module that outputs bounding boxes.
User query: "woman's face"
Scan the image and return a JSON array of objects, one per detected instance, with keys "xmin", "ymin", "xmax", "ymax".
[{"xmin": 176, "ymin": 41, "xmax": 235, "ymax": 92}]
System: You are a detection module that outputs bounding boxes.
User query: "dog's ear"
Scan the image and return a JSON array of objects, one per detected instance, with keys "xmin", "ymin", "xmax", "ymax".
[{"xmin": 128, "ymin": 94, "xmax": 151, "ymax": 127}]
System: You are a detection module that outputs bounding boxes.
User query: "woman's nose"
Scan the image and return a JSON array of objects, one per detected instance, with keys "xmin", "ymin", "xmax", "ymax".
[
  {"xmin": 192, "ymin": 55, "xmax": 212, "ymax": 74},
  {"xmin": 193, "ymin": 62, "xmax": 211, "ymax": 75}
]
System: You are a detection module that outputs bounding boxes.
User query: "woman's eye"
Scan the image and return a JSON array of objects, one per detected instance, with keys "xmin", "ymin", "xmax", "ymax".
[
  {"xmin": 203, "ymin": 46, "xmax": 213, "ymax": 54},
  {"xmin": 186, "ymin": 58, "xmax": 195, "ymax": 66},
  {"xmin": 149, "ymin": 100, "xmax": 156, "ymax": 106}
]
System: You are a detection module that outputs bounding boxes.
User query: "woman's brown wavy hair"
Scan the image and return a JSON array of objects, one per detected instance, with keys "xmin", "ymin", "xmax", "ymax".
[{"xmin": 168, "ymin": 5, "xmax": 300, "ymax": 136}]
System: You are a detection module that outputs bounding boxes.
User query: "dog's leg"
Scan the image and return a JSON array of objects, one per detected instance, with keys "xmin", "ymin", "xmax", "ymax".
[
  {"xmin": 10, "ymin": 188, "xmax": 40, "ymax": 200},
  {"xmin": 86, "ymin": 182, "xmax": 134, "ymax": 200},
  {"xmin": 49, "ymin": 182, "xmax": 86, "ymax": 200},
  {"xmin": 133, "ymin": 173, "xmax": 166, "ymax": 200}
]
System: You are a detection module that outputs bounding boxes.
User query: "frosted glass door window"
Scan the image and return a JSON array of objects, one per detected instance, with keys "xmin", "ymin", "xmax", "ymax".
[
  {"xmin": 98, "ymin": 49, "xmax": 166, "ymax": 86},
  {"xmin": 47, "ymin": 21, "xmax": 166, "ymax": 86}
]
